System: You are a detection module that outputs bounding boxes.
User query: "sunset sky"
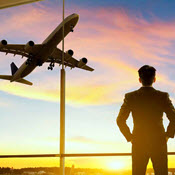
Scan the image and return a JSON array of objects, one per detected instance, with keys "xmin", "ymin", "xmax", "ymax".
[{"xmin": 0, "ymin": 0, "xmax": 175, "ymax": 170}]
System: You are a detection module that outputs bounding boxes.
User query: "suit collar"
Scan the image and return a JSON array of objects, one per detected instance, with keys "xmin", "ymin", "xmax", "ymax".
[{"xmin": 138, "ymin": 86, "xmax": 155, "ymax": 91}]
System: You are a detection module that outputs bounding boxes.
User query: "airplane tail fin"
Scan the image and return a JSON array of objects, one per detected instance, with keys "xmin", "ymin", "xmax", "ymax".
[
  {"xmin": 0, "ymin": 62, "xmax": 33, "ymax": 85},
  {"xmin": 11, "ymin": 62, "xmax": 18, "ymax": 75},
  {"xmin": 0, "ymin": 75, "xmax": 33, "ymax": 86}
]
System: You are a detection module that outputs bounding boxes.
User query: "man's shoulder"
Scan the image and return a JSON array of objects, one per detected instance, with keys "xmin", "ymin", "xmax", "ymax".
[
  {"xmin": 154, "ymin": 89, "xmax": 168, "ymax": 95},
  {"xmin": 125, "ymin": 88, "xmax": 168, "ymax": 97},
  {"xmin": 125, "ymin": 90, "xmax": 137, "ymax": 95},
  {"xmin": 125, "ymin": 90, "xmax": 138, "ymax": 97}
]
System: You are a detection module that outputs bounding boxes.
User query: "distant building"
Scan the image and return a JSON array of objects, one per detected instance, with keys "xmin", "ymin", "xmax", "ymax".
[
  {"xmin": 69, "ymin": 165, "xmax": 75, "ymax": 175},
  {"xmin": 23, "ymin": 171, "xmax": 46, "ymax": 175},
  {"xmin": 47, "ymin": 173, "xmax": 54, "ymax": 175},
  {"xmin": 37, "ymin": 171, "xmax": 46, "ymax": 175},
  {"xmin": 74, "ymin": 173, "xmax": 102, "ymax": 175},
  {"xmin": 74, "ymin": 172, "xmax": 86, "ymax": 175},
  {"xmin": 23, "ymin": 172, "xmax": 36, "ymax": 175}
]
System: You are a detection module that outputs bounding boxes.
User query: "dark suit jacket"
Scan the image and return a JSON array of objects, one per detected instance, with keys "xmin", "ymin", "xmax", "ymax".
[{"xmin": 117, "ymin": 86, "xmax": 175, "ymax": 142}]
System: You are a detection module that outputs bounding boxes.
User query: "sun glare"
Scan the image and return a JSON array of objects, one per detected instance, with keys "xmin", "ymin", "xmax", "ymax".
[{"xmin": 107, "ymin": 161, "xmax": 125, "ymax": 170}]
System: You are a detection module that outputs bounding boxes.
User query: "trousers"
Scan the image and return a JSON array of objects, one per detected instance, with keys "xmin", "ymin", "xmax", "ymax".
[{"xmin": 132, "ymin": 139, "xmax": 168, "ymax": 175}]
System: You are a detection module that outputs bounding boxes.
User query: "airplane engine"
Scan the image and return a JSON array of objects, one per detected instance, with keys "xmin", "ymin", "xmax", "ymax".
[
  {"xmin": 65, "ymin": 49, "xmax": 74, "ymax": 61},
  {"xmin": 0, "ymin": 40, "xmax": 7, "ymax": 47},
  {"xmin": 78, "ymin": 58, "xmax": 88, "ymax": 68},
  {"xmin": 24, "ymin": 41, "xmax": 35, "ymax": 53}
]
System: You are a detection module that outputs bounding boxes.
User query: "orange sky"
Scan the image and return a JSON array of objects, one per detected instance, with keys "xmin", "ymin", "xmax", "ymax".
[{"xmin": 0, "ymin": 0, "xmax": 174, "ymax": 170}]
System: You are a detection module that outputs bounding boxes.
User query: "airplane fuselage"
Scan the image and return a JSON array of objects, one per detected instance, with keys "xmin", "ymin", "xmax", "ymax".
[{"xmin": 11, "ymin": 14, "xmax": 79, "ymax": 82}]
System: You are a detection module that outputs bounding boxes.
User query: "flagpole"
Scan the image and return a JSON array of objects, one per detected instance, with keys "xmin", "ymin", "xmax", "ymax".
[{"xmin": 60, "ymin": 0, "xmax": 65, "ymax": 174}]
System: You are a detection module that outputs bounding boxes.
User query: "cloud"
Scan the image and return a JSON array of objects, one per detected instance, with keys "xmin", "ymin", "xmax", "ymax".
[
  {"xmin": 66, "ymin": 136, "xmax": 127, "ymax": 146},
  {"xmin": 0, "ymin": 3, "xmax": 62, "ymax": 41},
  {"xmin": 0, "ymin": 5, "xmax": 175, "ymax": 105},
  {"xmin": 0, "ymin": 78, "xmax": 123, "ymax": 105},
  {"xmin": 67, "ymin": 136, "xmax": 98, "ymax": 144}
]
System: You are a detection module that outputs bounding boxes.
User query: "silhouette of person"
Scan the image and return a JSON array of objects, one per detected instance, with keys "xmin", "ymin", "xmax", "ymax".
[{"xmin": 117, "ymin": 65, "xmax": 175, "ymax": 175}]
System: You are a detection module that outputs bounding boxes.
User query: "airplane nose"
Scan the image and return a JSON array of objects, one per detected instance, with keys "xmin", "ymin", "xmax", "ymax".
[{"xmin": 72, "ymin": 13, "xmax": 79, "ymax": 21}]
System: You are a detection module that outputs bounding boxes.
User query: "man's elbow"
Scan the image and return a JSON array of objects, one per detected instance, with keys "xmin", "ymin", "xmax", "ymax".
[
  {"xmin": 116, "ymin": 117, "xmax": 122, "ymax": 127},
  {"xmin": 169, "ymin": 116, "xmax": 175, "ymax": 125}
]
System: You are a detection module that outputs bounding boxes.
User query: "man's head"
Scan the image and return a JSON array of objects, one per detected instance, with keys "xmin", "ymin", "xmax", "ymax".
[{"xmin": 138, "ymin": 65, "xmax": 156, "ymax": 86}]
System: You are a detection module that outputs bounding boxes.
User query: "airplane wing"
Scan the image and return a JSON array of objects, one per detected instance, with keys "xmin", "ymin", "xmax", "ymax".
[
  {"xmin": 0, "ymin": 44, "xmax": 43, "ymax": 57},
  {"xmin": 47, "ymin": 48, "xmax": 94, "ymax": 71},
  {"xmin": 0, "ymin": 0, "xmax": 44, "ymax": 9}
]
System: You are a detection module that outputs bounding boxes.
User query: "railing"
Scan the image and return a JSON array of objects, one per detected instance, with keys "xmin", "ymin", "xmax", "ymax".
[
  {"xmin": 0, "ymin": 152, "xmax": 174, "ymax": 175},
  {"xmin": 0, "ymin": 152, "xmax": 174, "ymax": 158}
]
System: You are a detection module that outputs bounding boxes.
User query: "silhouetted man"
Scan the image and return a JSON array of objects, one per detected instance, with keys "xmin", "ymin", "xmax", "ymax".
[{"xmin": 117, "ymin": 65, "xmax": 175, "ymax": 175}]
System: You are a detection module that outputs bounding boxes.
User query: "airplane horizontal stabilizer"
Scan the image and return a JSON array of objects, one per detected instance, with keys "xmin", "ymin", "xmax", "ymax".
[
  {"xmin": 0, "ymin": 75, "xmax": 12, "ymax": 80},
  {"xmin": 0, "ymin": 75, "xmax": 33, "ymax": 86},
  {"xmin": 16, "ymin": 79, "xmax": 33, "ymax": 86}
]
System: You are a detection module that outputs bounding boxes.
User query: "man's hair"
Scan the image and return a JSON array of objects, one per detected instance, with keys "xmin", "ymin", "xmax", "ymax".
[{"xmin": 138, "ymin": 65, "xmax": 156, "ymax": 86}]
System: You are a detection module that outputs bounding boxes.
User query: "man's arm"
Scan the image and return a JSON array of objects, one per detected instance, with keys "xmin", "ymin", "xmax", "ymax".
[
  {"xmin": 164, "ymin": 93, "xmax": 175, "ymax": 138},
  {"xmin": 116, "ymin": 93, "xmax": 132, "ymax": 142}
]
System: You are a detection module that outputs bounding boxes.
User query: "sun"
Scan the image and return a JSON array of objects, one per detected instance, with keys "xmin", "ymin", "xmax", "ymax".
[{"xmin": 107, "ymin": 161, "xmax": 125, "ymax": 170}]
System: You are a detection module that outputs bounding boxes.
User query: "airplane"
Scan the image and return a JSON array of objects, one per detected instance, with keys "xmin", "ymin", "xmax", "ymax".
[
  {"xmin": 0, "ymin": 13, "xmax": 94, "ymax": 86},
  {"xmin": 0, "ymin": 0, "xmax": 44, "ymax": 10}
]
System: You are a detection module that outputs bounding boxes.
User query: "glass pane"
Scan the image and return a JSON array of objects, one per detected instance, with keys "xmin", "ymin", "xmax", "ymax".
[{"xmin": 0, "ymin": 0, "xmax": 174, "ymax": 173}]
